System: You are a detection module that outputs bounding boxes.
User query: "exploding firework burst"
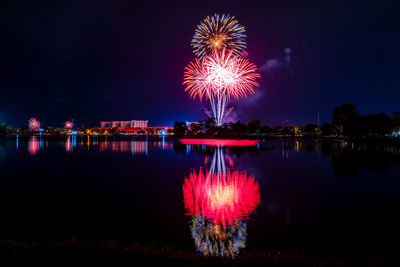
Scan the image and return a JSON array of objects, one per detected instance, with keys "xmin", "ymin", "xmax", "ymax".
[
  {"xmin": 28, "ymin": 118, "xmax": 40, "ymax": 130},
  {"xmin": 183, "ymin": 49, "xmax": 260, "ymax": 125},
  {"xmin": 205, "ymin": 49, "xmax": 260, "ymax": 100},
  {"xmin": 192, "ymin": 14, "xmax": 246, "ymax": 59},
  {"xmin": 65, "ymin": 121, "xmax": 73, "ymax": 129},
  {"xmin": 183, "ymin": 58, "xmax": 214, "ymax": 101}
]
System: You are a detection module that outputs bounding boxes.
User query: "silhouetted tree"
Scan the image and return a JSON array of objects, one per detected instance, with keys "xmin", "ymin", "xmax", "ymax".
[
  {"xmin": 331, "ymin": 103, "xmax": 358, "ymax": 136},
  {"xmin": 188, "ymin": 122, "xmax": 202, "ymax": 135},
  {"xmin": 393, "ymin": 112, "xmax": 400, "ymax": 129},
  {"xmin": 364, "ymin": 113, "xmax": 394, "ymax": 136},
  {"xmin": 246, "ymin": 118, "xmax": 261, "ymax": 134},
  {"xmin": 304, "ymin": 123, "xmax": 318, "ymax": 135},
  {"xmin": 0, "ymin": 122, "xmax": 12, "ymax": 136},
  {"xmin": 231, "ymin": 121, "xmax": 246, "ymax": 136},
  {"xmin": 173, "ymin": 121, "xmax": 187, "ymax": 136},
  {"xmin": 202, "ymin": 118, "xmax": 216, "ymax": 135},
  {"xmin": 260, "ymin": 125, "xmax": 272, "ymax": 136},
  {"xmin": 320, "ymin": 122, "xmax": 334, "ymax": 136}
]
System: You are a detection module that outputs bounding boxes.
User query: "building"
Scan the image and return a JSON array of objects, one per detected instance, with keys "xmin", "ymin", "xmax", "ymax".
[
  {"xmin": 131, "ymin": 120, "xmax": 148, "ymax": 128},
  {"xmin": 100, "ymin": 120, "xmax": 148, "ymax": 128}
]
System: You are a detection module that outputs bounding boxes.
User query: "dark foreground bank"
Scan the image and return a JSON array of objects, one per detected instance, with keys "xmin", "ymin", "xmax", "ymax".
[{"xmin": 0, "ymin": 240, "xmax": 399, "ymax": 266}]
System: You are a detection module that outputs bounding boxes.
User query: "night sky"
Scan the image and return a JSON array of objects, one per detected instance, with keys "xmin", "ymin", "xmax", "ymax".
[{"xmin": 1, "ymin": 0, "xmax": 399, "ymax": 127}]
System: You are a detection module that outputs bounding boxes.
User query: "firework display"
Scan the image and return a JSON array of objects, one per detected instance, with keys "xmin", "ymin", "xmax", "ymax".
[
  {"xmin": 28, "ymin": 136, "xmax": 40, "ymax": 155},
  {"xmin": 28, "ymin": 118, "xmax": 40, "ymax": 130},
  {"xmin": 65, "ymin": 121, "xmax": 73, "ymax": 129},
  {"xmin": 184, "ymin": 49, "xmax": 260, "ymax": 125},
  {"xmin": 191, "ymin": 14, "xmax": 246, "ymax": 59},
  {"xmin": 184, "ymin": 14, "xmax": 260, "ymax": 125}
]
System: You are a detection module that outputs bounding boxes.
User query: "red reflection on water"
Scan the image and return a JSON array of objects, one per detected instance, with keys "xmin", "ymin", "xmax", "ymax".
[
  {"xmin": 99, "ymin": 141, "xmax": 148, "ymax": 155},
  {"xmin": 65, "ymin": 137, "xmax": 72, "ymax": 152},
  {"xmin": 112, "ymin": 141, "xmax": 130, "ymax": 153},
  {"xmin": 179, "ymin": 139, "xmax": 259, "ymax": 146},
  {"xmin": 28, "ymin": 136, "xmax": 40, "ymax": 155},
  {"xmin": 183, "ymin": 168, "xmax": 260, "ymax": 228}
]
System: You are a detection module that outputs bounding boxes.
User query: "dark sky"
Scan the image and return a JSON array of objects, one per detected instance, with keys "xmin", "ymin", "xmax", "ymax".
[{"xmin": 1, "ymin": 0, "xmax": 399, "ymax": 127}]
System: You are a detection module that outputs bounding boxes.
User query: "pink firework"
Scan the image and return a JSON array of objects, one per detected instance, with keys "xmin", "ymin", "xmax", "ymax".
[
  {"xmin": 183, "ymin": 58, "xmax": 214, "ymax": 101},
  {"xmin": 206, "ymin": 49, "xmax": 260, "ymax": 100},
  {"xmin": 183, "ymin": 49, "xmax": 259, "ymax": 101},
  {"xmin": 28, "ymin": 118, "xmax": 40, "ymax": 130},
  {"xmin": 65, "ymin": 121, "xmax": 73, "ymax": 129},
  {"xmin": 183, "ymin": 49, "xmax": 260, "ymax": 125}
]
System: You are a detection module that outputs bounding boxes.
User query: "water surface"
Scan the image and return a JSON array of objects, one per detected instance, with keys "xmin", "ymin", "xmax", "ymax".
[{"xmin": 0, "ymin": 136, "xmax": 399, "ymax": 257}]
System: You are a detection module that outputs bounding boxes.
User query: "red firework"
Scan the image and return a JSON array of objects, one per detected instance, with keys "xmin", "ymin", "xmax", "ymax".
[
  {"xmin": 65, "ymin": 121, "xmax": 73, "ymax": 129},
  {"xmin": 183, "ymin": 49, "xmax": 260, "ymax": 101},
  {"xmin": 183, "ymin": 168, "xmax": 260, "ymax": 228},
  {"xmin": 28, "ymin": 118, "xmax": 40, "ymax": 130},
  {"xmin": 183, "ymin": 58, "xmax": 214, "ymax": 101}
]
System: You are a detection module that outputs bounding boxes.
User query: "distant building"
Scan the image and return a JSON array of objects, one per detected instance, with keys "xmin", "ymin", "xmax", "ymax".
[
  {"xmin": 100, "ymin": 120, "xmax": 148, "ymax": 128},
  {"xmin": 132, "ymin": 120, "xmax": 148, "ymax": 128}
]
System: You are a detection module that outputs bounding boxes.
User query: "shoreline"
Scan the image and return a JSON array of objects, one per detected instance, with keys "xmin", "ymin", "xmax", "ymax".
[{"xmin": 0, "ymin": 240, "xmax": 398, "ymax": 266}]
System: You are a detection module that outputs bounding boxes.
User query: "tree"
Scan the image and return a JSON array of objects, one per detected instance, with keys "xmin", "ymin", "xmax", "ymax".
[
  {"xmin": 393, "ymin": 112, "xmax": 400, "ymax": 129},
  {"xmin": 0, "ymin": 122, "xmax": 12, "ymax": 136},
  {"xmin": 304, "ymin": 123, "xmax": 318, "ymax": 135},
  {"xmin": 173, "ymin": 121, "xmax": 188, "ymax": 136},
  {"xmin": 246, "ymin": 118, "xmax": 261, "ymax": 134},
  {"xmin": 320, "ymin": 122, "xmax": 333, "ymax": 136},
  {"xmin": 365, "ymin": 113, "xmax": 394, "ymax": 136},
  {"xmin": 331, "ymin": 103, "xmax": 358, "ymax": 136},
  {"xmin": 260, "ymin": 125, "xmax": 272, "ymax": 136},
  {"xmin": 231, "ymin": 121, "xmax": 246, "ymax": 136},
  {"xmin": 202, "ymin": 118, "xmax": 216, "ymax": 135},
  {"xmin": 188, "ymin": 122, "xmax": 202, "ymax": 135}
]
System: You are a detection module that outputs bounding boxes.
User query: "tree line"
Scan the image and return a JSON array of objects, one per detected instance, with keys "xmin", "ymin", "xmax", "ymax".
[{"xmin": 173, "ymin": 103, "xmax": 400, "ymax": 138}]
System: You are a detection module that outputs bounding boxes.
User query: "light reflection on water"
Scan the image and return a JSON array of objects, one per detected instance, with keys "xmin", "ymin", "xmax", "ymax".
[
  {"xmin": 12, "ymin": 136, "xmax": 400, "ymax": 180},
  {"xmin": 21, "ymin": 136, "xmax": 176, "ymax": 156},
  {"xmin": 183, "ymin": 145, "xmax": 260, "ymax": 257},
  {"xmin": 1, "ymin": 136, "xmax": 400, "ymax": 256},
  {"xmin": 28, "ymin": 136, "xmax": 40, "ymax": 155}
]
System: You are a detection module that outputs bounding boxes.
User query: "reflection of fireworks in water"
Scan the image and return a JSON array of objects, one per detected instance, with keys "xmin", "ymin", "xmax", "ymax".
[
  {"xmin": 183, "ymin": 168, "xmax": 260, "ymax": 227},
  {"xmin": 28, "ymin": 136, "xmax": 40, "ymax": 155},
  {"xmin": 190, "ymin": 215, "xmax": 247, "ymax": 257},
  {"xmin": 65, "ymin": 136, "xmax": 76, "ymax": 152},
  {"xmin": 182, "ymin": 146, "xmax": 260, "ymax": 257},
  {"xmin": 183, "ymin": 168, "xmax": 260, "ymax": 257}
]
